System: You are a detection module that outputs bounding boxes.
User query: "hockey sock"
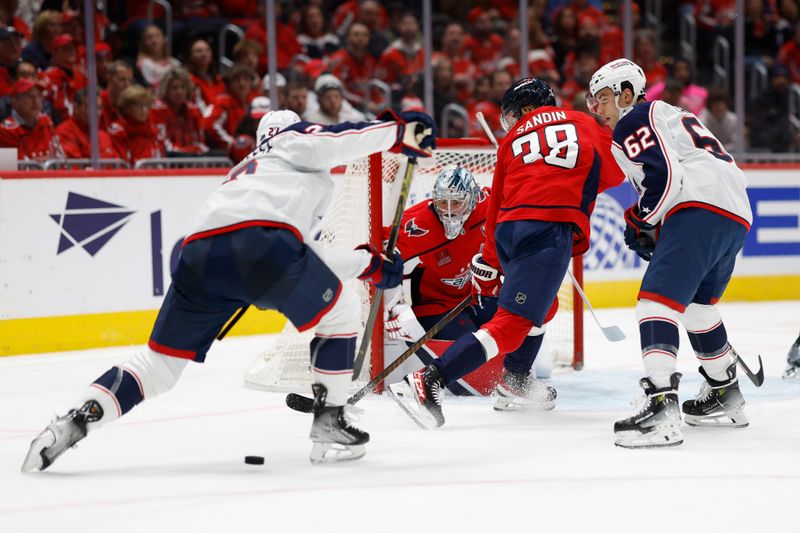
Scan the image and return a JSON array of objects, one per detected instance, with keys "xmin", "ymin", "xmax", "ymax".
[
  {"xmin": 80, "ymin": 366, "xmax": 145, "ymax": 429},
  {"xmin": 432, "ymin": 331, "xmax": 495, "ymax": 385},
  {"xmin": 682, "ymin": 304, "xmax": 734, "ymax": 382},
  {"xmin": 503, "ymin": 331, "xmax": 544, "ymax": 374},
  {"xmin": 310, "ymin": 335, "xmax": 356, "ymax": 405},
  {"xmin": 637, "ymin": 300, "xmax": 680, "ymax": 388}
]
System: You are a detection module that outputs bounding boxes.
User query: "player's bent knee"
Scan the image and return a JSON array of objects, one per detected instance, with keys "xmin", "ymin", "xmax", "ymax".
[
  {"xmin": 315, "ymin": 286, "xmax": 361, "ymax": 336},
  {"xmin": 474, "ymin": 329, "xmax": 499, "ymax": 359},
  {"xmin": 122, "ymin": 349, "xmax": 189, "ymax": 399},
  {"xmin": 636, "ymin": 298, "xmax": 680, "ymax": 323},
  {"xmin": 680, "ymin": 303, "xmax": 722, "ymax": 331}
]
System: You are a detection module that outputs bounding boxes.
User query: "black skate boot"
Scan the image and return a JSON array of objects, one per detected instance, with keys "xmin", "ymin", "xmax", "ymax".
[
  {"xmin": 309, "ymin": 384, "xmax": 369, "ymax": 465},
  {"xmin": 683, "ymin": 363, "xmax": 748, "ymax": 427},
  {"xmin": 782, "ymin": 335, "xmax": 800, "ymax": 381},
  {"xmin": 494, "ymin": 370, "xmax": 557, "ymax": 412},
  {"xmin": 387, "ymin": 364, "xmax": 445, "ymax": 429},
  {"xmin": 614, "ymin": 373, "xmax": 683, "ymax": 449},
  {"xmin": 21, "ymin": 400, "xmax": 103, "ymax": 472}
]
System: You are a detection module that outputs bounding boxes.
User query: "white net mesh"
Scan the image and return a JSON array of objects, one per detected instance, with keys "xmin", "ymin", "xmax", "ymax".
[{"xmin": 243, "ymin": 144, "xmax": 578, "ymax": 393}]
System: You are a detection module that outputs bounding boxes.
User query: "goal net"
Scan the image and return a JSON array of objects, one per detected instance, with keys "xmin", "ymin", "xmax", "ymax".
[{"xmin": 243, "ymin": 139, "xmax": 584, "ymax": 394}]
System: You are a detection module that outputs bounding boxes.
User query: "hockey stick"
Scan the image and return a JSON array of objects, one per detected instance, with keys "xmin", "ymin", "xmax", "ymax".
[
  {"xmin": 730, "ymin": 345, "xmax": 765, "ymax": 387},
  {"xmin": 217, "ymin": 305, "xmax": 249, "ymax": 340},
  {"xmin": 286, "ymin": 295, "xmax": 473, "ymax": 413},
  {"xmin": 476, "ymin": 111, "xmax": 626, "ymax": 343},
  {"xmin": 351, "ymin": 157, "xmax": 417, "ymax": 379}
]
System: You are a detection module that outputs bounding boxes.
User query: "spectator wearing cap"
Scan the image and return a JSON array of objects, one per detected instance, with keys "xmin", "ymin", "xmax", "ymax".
[
  {"xmin": 95, "ymin": 42, "xmax": 113, "ymax": 88},
  {"xmin": 432, "ymin": 22, "xmax": 479, "ymax": 105},
  {"xmin": 151, "ymin": 67, "xmax": 208, "ymax": 156},
  {"xmin": 243, "ymin": 1, "xmax": 301, "ymax": 73},
  {"xmin": 100, "ymin": 61, "xmax": 133, "ymax": 130},
  {"xmin": 1, "ymin": 59, "xmax": 53, "ymax": 121},
  {"xmin": 463, "ymin": 8, "xmax": 504, "ymax": 76},
  {"xmin": 328, "ymin": 22, "xmax": 376, "ymax": 109},
  {"xmin": 41, "ymin": 34, "xmax": 86, "ymax": 123},
  {"xmin": 283, "ymin": 79, "xmax": 309, "ymax": 117},
  {"xmin": 0, "ymin": 0, "xmax": 30, "ymax": 40},
  {"xmin": 185, "ymin": 38, "xmax": 224, "ymax": 114},
  {"xmin": 137, "ymin": 25, "xmax": 181, "ymax": 89},
  {"xmin": 699, "ymin": 87, "xmax": 738, "ymax": 151},
  {"xmin": 304, "ymin": 74, "xmax": 366, "ymax": 125},
  {"xmin": 261, "ymin": 71, "xmax": 286, "ymax": 109},
  {"xmin": 468, "ymin": 69, "xmax": 513, "ymax": 140},
  {"xmin": 229, "ymin": 95, "xmax": 271, "ymax": 163},
  {"xmin": 21, "ymin": 10, "xmax": 61, "ymax": 71},
  {"xmin": 55, "ymin": 87, "xmax": 120, "ymax": 159},
  {"xmin": 646, "ymin": 57, "xmax": 708, "ymax": 116},
  {"xmin": 749, "ymin": 64, "xmax": 798, "ymax": 151},
  {"xmin": 0, "ymin": 25, "xmax": 21, "ymax": 97},
  {"xmin": 0, "ymin": 78, "xmax": 63, "ymax": 160},
  {"xmin": 108, "ymin": 85, "xmax": 165, "ymax": 164},
  {"xmin": 297, "ymin": 5, "xmax": 340, "ymax": 60},
  {"xmin": 376, "ymin": 12, "xmax": 424, "ymax": 89},
  {"xmin": 202, "ymin": 64, "xmax": 255, "ymax": 150},
  {"xmin": 777, "ymin": 20, "xmax": 800, "ymax": 83}
]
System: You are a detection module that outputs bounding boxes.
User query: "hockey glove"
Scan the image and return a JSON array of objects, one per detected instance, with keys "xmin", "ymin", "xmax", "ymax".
[
  {"xmin": 379, "ymin": 109, "xmax": 436, "ymax": 158},
  {"xmin": 356, "ymin": 244, "xmax": 404, "ymax": 289},
  {"xmin": 471, "ymin": 253, "xmax": 501, "ymax": 306},
  {"xmin": 623, "ymin": 206, "xmax": 658, "ymax": 262}
]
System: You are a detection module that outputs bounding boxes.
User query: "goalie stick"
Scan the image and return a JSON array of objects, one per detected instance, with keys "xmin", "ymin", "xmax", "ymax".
[
  {"xmin": 351, "ymin": 156, "xmax": 418, "ymax": 379},
  {"xmin": 475, "ymin": 110, "xmax": 625, "ymax": 343},
  {"xmin": 286, "ymin": 295, "xmax": 473, "ymax": 413}
]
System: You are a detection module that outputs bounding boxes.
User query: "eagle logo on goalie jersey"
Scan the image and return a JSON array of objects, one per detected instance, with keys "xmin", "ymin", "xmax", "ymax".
[
  {"xmin": 440, "ymin": 268, "xmax": 471, "ymax": 290},
  {"xmin": 404, "ymin": 218, "xmax": 429, "ymax": 238}
]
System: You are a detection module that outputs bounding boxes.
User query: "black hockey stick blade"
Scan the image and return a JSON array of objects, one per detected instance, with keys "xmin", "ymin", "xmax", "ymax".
[
  {"xmin": 731, "ymin": 346, "xmax": 765, "ymax": 387},
  {"xmin": 217, "ymin": 305, "xmax": 249, "ymax": 340},
  {"xmin": 286, "ymin": 295, "xmax": 473, "ymax": 413},
  {"xmin": 351, "ymin": 157, "xmax": 418, "ymax": 379}
]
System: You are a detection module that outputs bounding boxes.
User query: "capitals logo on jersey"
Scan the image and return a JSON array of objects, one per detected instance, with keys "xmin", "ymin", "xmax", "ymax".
[
  {"xmin": 441, "ymin": 267, "xmax": 472, "ymax": 290},
  {"xmin": 404, "ymin": 217, "xmax": 429, "ymax": 237}
]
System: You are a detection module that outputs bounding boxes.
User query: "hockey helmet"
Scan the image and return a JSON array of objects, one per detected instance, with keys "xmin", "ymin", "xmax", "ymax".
[
  {"xmin": 587, "ymin": 58, "xmax": 646, "ymax": 119},
  {"xmin": 499, "ymin": 77, "xmax": 556, "ymax": 132},
  {"xmin": 432, "ymin": 165, "xmax": 480, "ymax": 240},
  {"xmin": 256, "ymin": 109, "xmax": 301, "ymax": 142}
]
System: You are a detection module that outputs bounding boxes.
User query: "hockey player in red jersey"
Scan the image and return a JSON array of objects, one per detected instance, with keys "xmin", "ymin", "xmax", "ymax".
[{"xmin": 388, "ymin": 77, "xmax": 625, "ymax": 429}]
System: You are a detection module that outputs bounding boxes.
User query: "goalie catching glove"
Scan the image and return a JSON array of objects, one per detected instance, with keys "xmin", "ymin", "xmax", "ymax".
[
  {"xmin": 356, "ymin": 244, "xmax": 404, "ymax": 289},
  {"xmin": 379, "ymin": 109, "xmax": 436, "ymax": 159},
  {"xmin": 471, "ymin": 253, "xmax": 501, "ymax": 305}
]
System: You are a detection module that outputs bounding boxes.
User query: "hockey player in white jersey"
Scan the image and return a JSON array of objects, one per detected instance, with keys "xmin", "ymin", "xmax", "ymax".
[
  {"xmin": 587, "ymin": 58, "xmax": 753, "ymax": 448},
  {"xmin": 22, "ymin": 109, "xmax": 436, "ymax": 470}
]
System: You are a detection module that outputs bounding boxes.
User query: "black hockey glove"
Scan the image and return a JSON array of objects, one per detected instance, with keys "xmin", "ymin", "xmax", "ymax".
[
  {"xmin": 623, "ymin": 206, "xmax": 658, "ymax": 262},
  {"xmin": 356, "ymin": 244, "xmax": 404, "ymax": 289},
  {"xmin": 379, "ymin": 109, "xmax": 436, "ymax": 158}
]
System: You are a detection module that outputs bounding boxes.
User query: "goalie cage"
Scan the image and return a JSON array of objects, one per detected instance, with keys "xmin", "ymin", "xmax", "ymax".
[{"xmin": 243, "ymin": 139, "xmax": 585, "ymax": 394}]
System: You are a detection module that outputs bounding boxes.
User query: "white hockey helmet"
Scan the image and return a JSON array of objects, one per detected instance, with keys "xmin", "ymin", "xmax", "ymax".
[
  {"xmin": 587, "ymin": 58, "xmax": 647, "ymax": 119},
  {"xmin": 256, "ymin": 109, "xmax": 301, "ymax": 141}
]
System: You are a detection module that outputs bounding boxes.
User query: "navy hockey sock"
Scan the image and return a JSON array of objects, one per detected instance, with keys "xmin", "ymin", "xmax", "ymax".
[
  {"xmin": 687, "ymin": 321, "xmax": 733, "ymax": 381},
  {"xmin": 92, "ymin": 366, "xmax": 145, "ymax": 416},
  {"xmin": 432, "ymin": 333, "xmax": 488, "ymax": 385},
  {"xmin": 639, "ymin": 317, "xmax": 680, "ymax": 388},
  {"xmin": 503, "ymin": 334, "xmax": 544, "ymax": 374},
  {"xmin": 310, "ymin": 336, "xmax": 356, "ymax": 405}
]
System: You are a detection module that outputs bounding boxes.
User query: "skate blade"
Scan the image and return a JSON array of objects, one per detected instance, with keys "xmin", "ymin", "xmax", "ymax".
[
  {"xmin": 782, "ymin": 366, "xmax": 800, "ymax": 381},
  {"xmin": 387, "ymin": 382, "xmax": 442, "ymax": 430},
  {"xmin": 614, "ymin": 423, "xmax": 684, "ymax": 449},
  {"xmin": 310, "ymin": 442, "xmax": 365, "ymax": 465},
  {"xmin": 684, "ymin": 409, "xmax": 749, "ymax": 428},
  {"xmin": 21, "ymin": 429, "xmax": 56, "ymax": 473},
  {"xmin": 493, "ymin": 396, "xmax": 555, "ymax": 412}
]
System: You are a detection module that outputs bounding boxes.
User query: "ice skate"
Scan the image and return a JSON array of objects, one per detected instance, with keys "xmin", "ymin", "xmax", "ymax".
[
  {"xmin": 782, "ymin": 336, "xmax": 800, "ymax": 381},
  {"xmin": 614, "ymin": 373, "xmax": 683, "ymax": 449},
  {"xmin": 387, "ymin": 364, "xmax": 445, "ymax": 429},
  {"xmin": 683, "ymin": 364, "xmax": 748, "ymax": 428},
  {"xmin": 493, "ymin": 370, "xmax": 557, "ymax": 411},
  {"xmin": 21, "ymin": 400, "xmax": 103, "ymax": 472},
  {"xmin": 308, "ymin": 385, "xmax": 369, "ymax": 465}
]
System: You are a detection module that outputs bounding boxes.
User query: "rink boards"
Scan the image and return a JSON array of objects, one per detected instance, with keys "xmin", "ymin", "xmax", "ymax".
[{"xmin": 1, "ymin": 166, "xmax": 798, "ymax": 356}]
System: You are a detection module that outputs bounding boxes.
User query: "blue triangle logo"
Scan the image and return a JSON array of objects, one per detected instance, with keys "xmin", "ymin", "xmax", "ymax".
[{"xmin": 50, "ymin": 192, "xmax": 135, "ymax": 256}]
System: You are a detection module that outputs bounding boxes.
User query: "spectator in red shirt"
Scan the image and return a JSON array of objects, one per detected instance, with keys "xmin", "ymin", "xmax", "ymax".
[
  {"xmin": 137, "ymin": 25, "xmax": 180, "ymax": 89},
  {"xmin": 186, "ymin": 38, "xmax": 224, "ymax": 113},
  {"xmin": 95, "ymin": 42, "xmax": 113, "ymax": 88},
  {"xmin": 552, "ymin": 6, "xmax": 579, "ymax": 71},
  {"xmin": 108, "ymin": 85, "xmax": 164, "ymax": 164},
  {"xmin": 41, "ymin": 34, "xmax": 87, "ymax": 122},
  {"xmin": 328, "ymin": 22, "xmax": 376, "ymax": 110},
  {"xmin": 151, "ymin": 67, "xmax": 208, "ymax": 156},
  {"xmin": 559, "ymin": 40, "xmax": 600, "ymax": 108},
  {"xmin": 468, "ymin": 69, "xmax": 513, "ymax": 140},
  {"xmin": 357, "ymin": 0, "xmax": 390, "ymax": 58},
  {"xmin": 0, "ymin": 79, "xmax": 63, "ymax": 160},
  {"xmin": 0, "ymin": 26, "xmax": 21, "ymax": 97},
  {"xmin": 202, "ymin": 64, "xmax": 254, "ymax": 150},
  {"xmin": 55, "ymin": 88, "xmax": 120, "ymax": 159},
  {"xmin": 433, "ymin": 22, "xmax": 479, "ymax": 104},
  {"xmin": 464, "ymin": 7, "xmax": 504, "ymax": 76},
  {"xmin": 99, "ymin": 61, "xmax": 133, "ymax": 130},
  {"xmin": 777, "ymin": 21, "xmax": 800, "ymax": 83},
  {"xmin": 0, "ymin": 0, "xmax": 30, "ymax": 40},
  {"xmin": 335, "ymin": 0, "xmax": 388, "ymax": 37},
  {"xmin": 297, "ymin": 5, "xmax": 340, "ymax": 60},
  {"xmin": 634, "ymin": 29, "xmax": 668, "ymax": 88},
  {"xmin": 498, "ymin": 27, "xmax": 559, "ymax": 85},
  {"xmin": 21, "ymin": 10, "xmax": 61, "ymax": 71},
  {"xmin": 376, "ymin": 12, "xmax": 424, "ymax": 89},
  {"xmin": 243, "ymin": 1, "xmax": 301, "ymax": 72}
]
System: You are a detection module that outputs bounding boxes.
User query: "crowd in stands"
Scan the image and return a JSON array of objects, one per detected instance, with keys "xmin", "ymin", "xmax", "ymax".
[{"xmin": 0, "ymin": 0, "xmax": 798, "ymax": 166}]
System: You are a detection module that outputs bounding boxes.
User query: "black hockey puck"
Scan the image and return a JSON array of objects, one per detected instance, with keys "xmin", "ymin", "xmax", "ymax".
[{"xmin": 244, "ymin": 455, "xmax": 265, "ymax": 465}]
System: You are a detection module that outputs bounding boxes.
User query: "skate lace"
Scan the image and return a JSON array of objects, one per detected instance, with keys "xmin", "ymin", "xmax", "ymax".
[
  {"xmin": 695, "ymin": 382, "xmax": 712, "ymax": 402},
  {"xmin": 629, "ymin": 394, "xmax": 649, "ymax": 416},
  {"xmin": 431, "ymin": 380, "xmax": 443, "ymax": 405}
]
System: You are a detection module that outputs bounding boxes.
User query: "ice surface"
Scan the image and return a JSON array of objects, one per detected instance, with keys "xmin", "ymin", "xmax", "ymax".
[{"xmin": 1, "ymin": 301, "xmax": 798, "ymax": 532}]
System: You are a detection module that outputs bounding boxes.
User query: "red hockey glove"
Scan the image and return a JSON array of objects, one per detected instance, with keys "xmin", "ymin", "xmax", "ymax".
[
  {"xmin": 623, "ymin": 206, "xmax": 659, "ymax": 262},
  {"xmin": 356, "ymin": 244, "xmax": 404, "ymax": 289},
  {"xmin": 470, "ymin": 253, "xmax": 501, "ymax": 306}
]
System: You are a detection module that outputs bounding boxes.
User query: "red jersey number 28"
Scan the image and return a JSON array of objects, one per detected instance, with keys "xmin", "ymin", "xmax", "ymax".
[{"xmin": 510, "ymin": 123, "xmax": 579, "ymax": 169}]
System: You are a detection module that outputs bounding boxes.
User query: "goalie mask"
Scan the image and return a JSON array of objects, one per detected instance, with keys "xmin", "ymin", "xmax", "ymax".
[{"xmin": 432, "ymin": 166, "xmax": 480, "ymax": 240}]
